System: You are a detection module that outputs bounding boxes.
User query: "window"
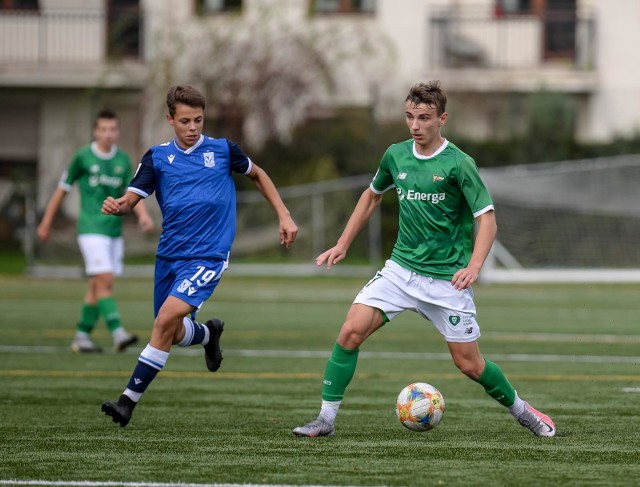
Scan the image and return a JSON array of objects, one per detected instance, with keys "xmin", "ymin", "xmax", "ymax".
[
  {"xmin": 495, "ymin": 0, "xmax": 577, "ymax": 59},
  {"xmin": 0, "ymin": 0, "xmax": 38, "ymax": 9},
  {"xmin": 107, "ymin": 0, "xmax": 141, "ymax": 60},
  {"xmin": 312, "ymin": 0, "xmax": 376, "ymax": 14},
  {"xmin": 495, "ymin": 0, "xmax": 532, "ymax": 16},
  {"xmin": 197, "ymin": 0, "xmax": 242, "ymax": 14}
]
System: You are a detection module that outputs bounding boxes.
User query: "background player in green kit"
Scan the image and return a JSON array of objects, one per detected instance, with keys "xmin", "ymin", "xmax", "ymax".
[
  {"xmin": 293, "ymin": 81, "xmax": 556, "ymax": 438},
  {"xmin": 38, "ymin": 109, "xmax": 154, "ymax": 353}
]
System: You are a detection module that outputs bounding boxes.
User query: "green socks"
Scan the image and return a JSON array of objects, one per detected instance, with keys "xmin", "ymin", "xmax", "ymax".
[
  {"xmin": 76, "ymin": 304, "xmax": 99, "ymax": 334},
  {"xmin": 476, "ymin": 359, "xmax": 516, "ymax": 407},
  {"xmin": 97, "ymin": 297, "xmax": 122, "ymax": 333},
  {"xmin": 321, "ymin": 343, "xmax": 359, "ymax": 402}
]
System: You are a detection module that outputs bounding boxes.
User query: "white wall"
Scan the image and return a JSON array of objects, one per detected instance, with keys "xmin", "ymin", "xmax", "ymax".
[{"xmin": 584, "ymin": 0, "xmax": 640, "ymax": 141}]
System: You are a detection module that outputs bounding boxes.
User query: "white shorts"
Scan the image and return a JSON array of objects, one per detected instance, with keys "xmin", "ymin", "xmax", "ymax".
[
  {"xmin": 353, "ymin": 259, "xmax": 480, "ymax": 343},
  {"xmin": 77, "ymin": 234, "xmax": 124, "ymax": 276}
]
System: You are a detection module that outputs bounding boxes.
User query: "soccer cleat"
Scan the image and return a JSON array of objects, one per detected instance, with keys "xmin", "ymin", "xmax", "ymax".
[
  {"xmin": 70, "ymin": 336, "xmax": 103, "ymax": 353},
  {"xmin": 203, "ymin": 318, "xmax": 224, "ymax": 372},
  {"xmin": 292, "ymin": 417, "xmax": 335, "ymax": 437},
  {"xmin": 517, "ymin": 402, "xmax": 556, "ymax": 437},
  {"xmin": 113, "ymin": 332, "xmax": 139, "ymax": 353},
  {"xmin": 101, "ymin": 394, "xmax": 137, "ymax": 427}
]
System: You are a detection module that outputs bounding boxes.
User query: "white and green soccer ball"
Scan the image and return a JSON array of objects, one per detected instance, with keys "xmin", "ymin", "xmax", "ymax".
[{"xmin": 395, "ymin": 382, "xmax": 445, "ymax": 432}]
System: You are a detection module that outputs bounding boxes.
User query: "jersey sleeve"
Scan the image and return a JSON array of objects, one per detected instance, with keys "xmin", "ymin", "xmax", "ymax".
[
  {"xmin": 458, "ymin": 155, "xmax": 494, "ymax": 217},
  {"xmin": 128, "ymin": 149, "xmax": 155, "ymax": 198},
  {"xmin": 370, "ymin": 147, "xmax": 395, "ymax": 194},
  {"xmin": 227, "ymin": 140, "xmax": 252, "ymax": 175},
  {"xmin": 58, "ymin": 152, "xmax": 83, "ymax": 192}
]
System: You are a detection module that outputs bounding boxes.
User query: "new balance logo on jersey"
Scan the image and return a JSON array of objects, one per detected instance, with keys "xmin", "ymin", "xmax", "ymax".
[
  {"xmin": 203, "ymin": 151, "xmax": 215, "ymax": 168},
  {"xmin": 397, "ymin": 172, "xmax": 407, "ymax": 180},
  {"xmin": 167, "ymin": 154, "xmax": 175, "ymax": 164},
  {"xmin": 406, "ymin": 190, "xmax": 445, "ymax": 203}
]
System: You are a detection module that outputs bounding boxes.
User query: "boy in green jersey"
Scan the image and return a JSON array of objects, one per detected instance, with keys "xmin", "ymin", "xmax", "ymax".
[
  {"xmin": 293, "ymin": 81, "xmax": 555, "ymax": 438},
  {"xmin": 38, "ymin": 110, "xmax": 154, "ymax": 353}
]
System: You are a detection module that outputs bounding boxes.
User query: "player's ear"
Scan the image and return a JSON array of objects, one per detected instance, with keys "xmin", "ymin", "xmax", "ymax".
[{"xmin": 166, "ymin": 113, "xmax": 174, "ymax": 126}]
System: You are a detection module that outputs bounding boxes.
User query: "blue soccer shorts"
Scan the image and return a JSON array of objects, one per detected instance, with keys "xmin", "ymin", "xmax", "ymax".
[{"xmin": 153, "ymin": 257, "xmax": 229, "ymax": 317}]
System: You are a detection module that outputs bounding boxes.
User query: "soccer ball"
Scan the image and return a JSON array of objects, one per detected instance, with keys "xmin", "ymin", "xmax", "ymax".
[{"xmin": 395, "ymin": 382, "xmax": 445, "ymax": 432}]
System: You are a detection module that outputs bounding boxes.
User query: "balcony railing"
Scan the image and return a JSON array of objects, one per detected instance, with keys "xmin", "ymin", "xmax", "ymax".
[
  {"xmin": 0, "ymin": 9, "xmax": 141, "ymax": 65},
  {"xmin": 429, "ymin": 7, "xmax": 596, "ymax": 71}
]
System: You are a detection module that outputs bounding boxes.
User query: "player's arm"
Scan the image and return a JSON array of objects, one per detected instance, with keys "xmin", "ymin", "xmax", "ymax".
[
  {"xmin": 104, "ymin": 149, "xmax": 155, "ymax": 218},
  {"xmin": 102, "ymin": 191, "xmax": 143, "ymax": 216},
  {"xmin": 246, "ymin": 162, "xmax": 298, "ymax": 249},
  {"xmin": 37, "ymin": 187, "xmax": 68, "ymax": 242},
  {"xmin": 132, "ymin": 200, "xmax": 154, "ymax": 233},
  {"xmin": 317, "ymin": 187, "xmax": 383, "ymax": 270},
  {"xmin": 451, "ymin": 209, "xmax": 497, "ymax": 290}
]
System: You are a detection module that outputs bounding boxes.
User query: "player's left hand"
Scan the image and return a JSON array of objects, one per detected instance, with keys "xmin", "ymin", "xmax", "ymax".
[
  {"xmin": 451, "ymin": 267, "xmax": 479, "ymax": 290},
  {"xmin": 279, "ymin": 215, "xmax": 298, "ymax": 249}
]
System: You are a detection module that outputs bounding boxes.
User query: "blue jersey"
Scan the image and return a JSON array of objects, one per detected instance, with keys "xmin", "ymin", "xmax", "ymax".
[{"xmin": 129, "ymin": 135, "xmax": 252, "ymax": 260}]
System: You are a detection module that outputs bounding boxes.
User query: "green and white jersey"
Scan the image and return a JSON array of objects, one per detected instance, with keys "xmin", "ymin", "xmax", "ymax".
[
  {"xmin": 371, "ymin": 139, "xmax": 494, "ymax": 280},
  {"xmin": 58, "ymin": 142, "xmax": 133, "ymax": 237}
]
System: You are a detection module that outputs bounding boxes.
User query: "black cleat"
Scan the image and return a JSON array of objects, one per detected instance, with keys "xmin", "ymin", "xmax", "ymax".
[
  {"xmin": 204, "ymin": 318, "xmax": 224, "ymax": 372},
  {"xmin": 101, "ymin": 394, "xmax": 136, "ymax": 427},
  {"xmin": 114, "ymin": 333, "xmax": 139, "ymax": 353}
]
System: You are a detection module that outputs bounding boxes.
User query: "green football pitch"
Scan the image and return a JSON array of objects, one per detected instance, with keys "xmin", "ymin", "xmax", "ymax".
[{"xmin": 1, "ymin": 275, "xmax": 639, "ymax": 486}]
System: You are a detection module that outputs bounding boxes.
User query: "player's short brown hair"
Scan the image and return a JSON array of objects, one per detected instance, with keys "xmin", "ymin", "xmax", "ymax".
[
  {"xmin": 166, "ymin": 85, "xmax": 206, "ymax": 117},
  {"xmin": 405, "ymin": 81, "xmax": 447, "ymax": 115}
]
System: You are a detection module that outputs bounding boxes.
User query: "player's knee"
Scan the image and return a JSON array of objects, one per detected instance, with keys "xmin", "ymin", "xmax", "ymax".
[
  {"xmin": 337, "ymin": 322, "xmax": 367, "ymax": 349},
  {"xmin": 453, "ymin": 357, "xmax": 483, "ymax": 380}
]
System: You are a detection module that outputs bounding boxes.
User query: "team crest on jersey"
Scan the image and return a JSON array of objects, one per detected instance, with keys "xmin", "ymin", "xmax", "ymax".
[
  {"xmin": 90, "ymin": 164, "xmax": 99, "ymax": 173},
  {"xmin": 433, "ymin": 174, "xmax": 444, "ymax": 182},
  {"xmin": 203, "ymin": 151, "xmax": 215, "ymax": 168}
]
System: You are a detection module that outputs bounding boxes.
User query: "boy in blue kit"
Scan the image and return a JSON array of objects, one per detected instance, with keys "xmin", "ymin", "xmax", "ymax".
[{"xmin": 100, "ymin": 85, "xmax": 298, "ymax": 427}]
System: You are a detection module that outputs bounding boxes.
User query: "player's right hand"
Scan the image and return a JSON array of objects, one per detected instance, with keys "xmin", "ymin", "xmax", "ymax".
[
  {"xmin": 102, "ymin": 196, "xmax": 121, "ymax": 215},
  {"xmin": 316, "ymin": 245, "xmax": 347, "ymax": 270}
]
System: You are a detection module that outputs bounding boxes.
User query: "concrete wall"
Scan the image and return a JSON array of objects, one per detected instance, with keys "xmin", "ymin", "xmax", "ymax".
[{"xmin": 584, "ymin": 0, "xmax": 640, "ymax": 141}]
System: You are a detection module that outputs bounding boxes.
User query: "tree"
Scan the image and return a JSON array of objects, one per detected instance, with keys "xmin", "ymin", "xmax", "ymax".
[{"xmin": 143, "ymin": 0, "xmax": 394, "ymax": 150}]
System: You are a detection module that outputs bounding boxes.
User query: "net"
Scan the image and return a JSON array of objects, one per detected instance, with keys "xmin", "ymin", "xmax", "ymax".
[{"xmin": 480, "ymin": 154, "xmax": 640, "ymax": 283}]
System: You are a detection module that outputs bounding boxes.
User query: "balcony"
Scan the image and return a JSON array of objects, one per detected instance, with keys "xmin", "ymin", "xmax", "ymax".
[
  {"xmin": 0, "ymin": 8, "xmax": 146, "ymax": 88},
  {"xmin": 428, "ymin": 6, "xmax": 597, "ymax": 93}
]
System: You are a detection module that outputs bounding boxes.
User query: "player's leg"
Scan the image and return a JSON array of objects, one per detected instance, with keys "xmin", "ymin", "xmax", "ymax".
[
  {"xmin": 447, "ymin": 341, "xmax": 555, "ymax": 437},
  {"xmin": 70, "ymin": 286, "xmax": 101, "ymax": 353},
  {"xmin": 77, "ymin": 235, "xmax": 137, "ymax": 352},
  {"xmin": 292, "ymin": 303, "xmax": 384, "ymax": 437},
  {"xmin": 101, "ymin": 236, "xmax": 138, "ymax": 352},
  {"xmin": 102, "ymin": 295, "xmax": 194, "ymax": 427},
  {"xmin": 71, "ymin": 235, "xmax": 104, "ymax": 353},
  {"xmin": 419, "ymin": 276, "xmax": 555, "ymax": 437},
  {"xmin": 293, "ymin": 261, "xmax": 409, "ymax": 437},
  {"xmin": 170, "ymin": 258, "xmax": 228, "ymax": 371}
]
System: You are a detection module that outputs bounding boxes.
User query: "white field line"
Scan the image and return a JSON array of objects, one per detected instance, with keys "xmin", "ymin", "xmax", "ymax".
[{"xmin": 0, "ymin": 345, "xmax": 638, "ymax": 364}]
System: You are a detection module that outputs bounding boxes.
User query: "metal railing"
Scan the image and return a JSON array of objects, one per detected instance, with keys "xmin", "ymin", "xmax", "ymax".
[
  {"xmin": 0, "ymin": 9, "xmax": 141, "ymax": 65},
  {"xmin": 429, "ymin": 8, "xmax": 596, "ymax": 71}
]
